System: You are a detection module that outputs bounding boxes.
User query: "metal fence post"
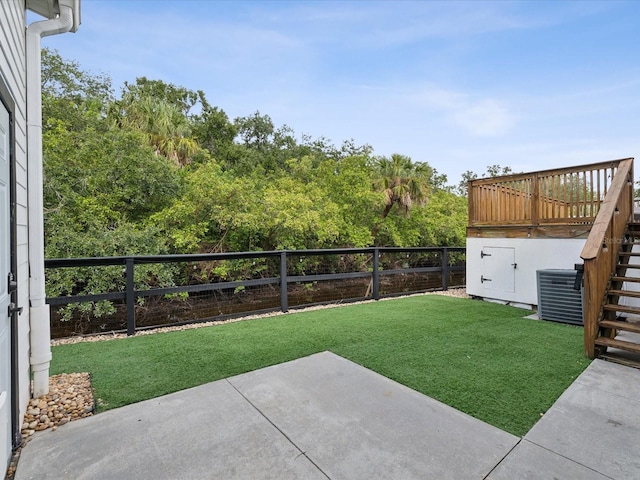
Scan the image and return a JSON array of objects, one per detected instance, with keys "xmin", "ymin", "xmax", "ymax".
[
  {"xmin": 442, "ymin": 248, "xmax": 449, "ymax": 291},
  {"xmin": 372, "ymin": 247, "xmax": 380, "ymax": 300},
  {"xmin": 280, "ymin": 252, "xmax": 288, "ymax": 313},
  {"xmin": 126, "ymin": 258, "xmax": 135, "ymax": 335},
  {"xmin": 44, "ymin": 247, "xmax": 468, "ymax": 338}
]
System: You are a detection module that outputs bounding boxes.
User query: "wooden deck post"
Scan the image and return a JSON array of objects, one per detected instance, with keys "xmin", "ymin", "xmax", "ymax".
[
  {"xmin": 467, "ymin": 181, "xmax": 475, "ymax": 226},
  {"xmin": 531, "ymin": 173, "xmax": 539, "ymax": 225},
  {"xmin": 582, "ymin": 258, "xmax": 599, "ymax": 358}
]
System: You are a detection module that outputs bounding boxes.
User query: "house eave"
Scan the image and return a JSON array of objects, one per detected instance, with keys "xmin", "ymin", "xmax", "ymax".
[
  {"xmin": 25, "ymin": 0, "xmax": 59, "ymax": 20},
  {"xmin": 26, "ymin": 0, "xmax": 81, "ymax": 33}
]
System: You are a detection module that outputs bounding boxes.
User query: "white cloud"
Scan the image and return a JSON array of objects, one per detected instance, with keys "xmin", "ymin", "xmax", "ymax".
[
  {"xmin": 408, "ymin": 88, "xmax": 515, "ymax": 137},
  {"xmin": 449, "ymin": 99, "xmax": 515, "ymax": 137},
  {"xmin": 260, "ymin": 1, "xmax": 581, "ymax": 49}
]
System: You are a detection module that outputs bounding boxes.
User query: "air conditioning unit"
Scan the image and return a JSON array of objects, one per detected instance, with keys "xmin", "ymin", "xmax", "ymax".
[{"xmin": 536, "ymin": 269, "xmax": 583, "ymax": 325}]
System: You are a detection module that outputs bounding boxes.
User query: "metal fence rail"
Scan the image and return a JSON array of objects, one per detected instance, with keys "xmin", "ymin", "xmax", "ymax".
[{"xmin": 45, "ymin": 247, "xmax": 466, "ymax": 338}]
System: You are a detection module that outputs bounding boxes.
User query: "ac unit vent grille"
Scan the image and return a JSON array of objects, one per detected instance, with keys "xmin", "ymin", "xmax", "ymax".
[{"xmin": 536, "ymin": 269, "xmax": 583, "ymax": 325}]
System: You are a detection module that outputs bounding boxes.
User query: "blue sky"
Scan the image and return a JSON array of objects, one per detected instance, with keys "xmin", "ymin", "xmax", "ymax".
[{"xmin": 40, "ymin": 0, "xmax": 640, "ymax": 185}]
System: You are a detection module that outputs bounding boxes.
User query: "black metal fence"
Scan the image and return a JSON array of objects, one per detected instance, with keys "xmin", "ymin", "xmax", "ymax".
[{"xmin": 45, "ymin": 247, "xmax": 466, "ymax": 338}]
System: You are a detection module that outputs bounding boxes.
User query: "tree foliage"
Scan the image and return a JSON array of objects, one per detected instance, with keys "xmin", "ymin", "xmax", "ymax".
[
  {"xmin": 374, "ymin": 153, "xmax": 432, "ymax": 218},
  {"xmin": 107, "ymin": 82, "xmax": 202, "ymax": 166},
  {"xmin": 456, "ymin": 165, "xmax": 514, "ymax": 196},
  {"xmin": 41, "ymin": 49, "xmax": 471, "ymax": 304}
]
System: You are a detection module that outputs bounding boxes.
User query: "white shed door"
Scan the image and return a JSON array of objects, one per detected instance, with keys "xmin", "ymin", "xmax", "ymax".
[
  {"xmin": 0, "ymin": 102, "xmax": 11, "ymax": 465},
  {"xmin": 481, "ymin": 247, "xmax": 515, "ymax": 293}
]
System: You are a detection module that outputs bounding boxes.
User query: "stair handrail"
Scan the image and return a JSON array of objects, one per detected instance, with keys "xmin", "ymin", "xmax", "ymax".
[{"xmin": 581, "ymin": 157, "xmax": 634, "ymax": 358}]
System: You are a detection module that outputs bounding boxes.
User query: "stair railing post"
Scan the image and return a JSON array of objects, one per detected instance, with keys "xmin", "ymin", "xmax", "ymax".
[
  {"xmin": 126, "ymin": 257, "xmax": 135, "ymax": 336},
  {"xmin": 280, "ymin": 251, "xmax": 288, "ymax": 313}
]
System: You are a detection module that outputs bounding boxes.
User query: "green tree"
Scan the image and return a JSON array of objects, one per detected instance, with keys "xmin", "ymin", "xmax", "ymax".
[
  {"xmin": 41, "ymin": 52, "xmax": 184, "ymax": 312},
  {"xmin": 42, "ymin": 48, "xmax": 113, "ymax": 134},
  {"xmin": 374, "ymin": 154, "xmax": 432, "ymax": 218},
  {"xmin": 119, "ymin": 77, "xmax": 205, "ymax": 116},
  {"xmin": 42, "ymin": 48, "xmax": 113, "ymax": 104},
  {"xmin": 311, "ymin": 156, "xmax": 378, "ymax": 247},
  {"xmin": 191, "ymin": 104, "xmax": 237, "ymax": 162},
  {"xmin": 228, "ymin": 111, "xmax": 295, "ymax": 173},
  {"xmin": 108, "ymin": 93, "xmax": 200, "ymax": 166},
  {"xmin": 456, "ymin": 165, "xmax": 513, "ymax": 196},
  {"xmin": 113, "ymin": 78, "xmax": 233, "ymax": 166}
]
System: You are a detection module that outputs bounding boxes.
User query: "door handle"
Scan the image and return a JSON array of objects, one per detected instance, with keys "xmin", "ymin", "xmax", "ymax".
[
  {"xmin": 481, "ymin": 251, "xmax": 492, "ymax": 258},
  {"xmin": 8, "ymin": 303, "xmax": 23, "ymax": 316},
  {"xmin": 481, "ymin": 275, "xmax": 492, "ymax": 283}
]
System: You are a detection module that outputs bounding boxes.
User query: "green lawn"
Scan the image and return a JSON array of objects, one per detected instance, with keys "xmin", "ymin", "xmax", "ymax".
[{"xmin": 51, "ymin": 295, "xmax": 590, "ymax": 436}]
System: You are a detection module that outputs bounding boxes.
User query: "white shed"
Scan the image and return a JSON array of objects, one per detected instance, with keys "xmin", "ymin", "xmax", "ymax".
[{"xmin": 1, "ymin": 0, "xmax": 79, "ymax": 470}]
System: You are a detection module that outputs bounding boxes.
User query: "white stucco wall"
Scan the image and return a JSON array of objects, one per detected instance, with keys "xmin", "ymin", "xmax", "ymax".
[{"xmin": 466, "ymin": 237, "xmax": 587, "ymax": 307}]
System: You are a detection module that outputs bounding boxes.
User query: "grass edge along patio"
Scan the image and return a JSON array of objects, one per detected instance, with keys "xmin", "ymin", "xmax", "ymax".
[{"xmin": 50, "ymin": 294, "xmax": 588, "ymax": 438}]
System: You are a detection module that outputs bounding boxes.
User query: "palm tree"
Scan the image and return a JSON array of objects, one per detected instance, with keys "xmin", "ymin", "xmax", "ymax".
[
  {"xmin": 108, "ymin": 93, "xmax": 199, "ymax": 166},
  {"xmin": 375, "ymin": 153, "xmax": 431, "ymax": 218}
]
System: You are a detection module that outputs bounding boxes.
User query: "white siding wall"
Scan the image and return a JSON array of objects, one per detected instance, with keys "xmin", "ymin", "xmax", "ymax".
[
  {"xmin": 0, "ymin": 0, "xmax": 32, "ymax": 443},
  {"xmin": 466, "ymin": 237, "xmax": 586, "ymax": 308}
]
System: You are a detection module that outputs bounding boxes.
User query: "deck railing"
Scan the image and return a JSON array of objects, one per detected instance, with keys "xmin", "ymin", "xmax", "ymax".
[
  {"xmin": 580, "ymin": 158, "xmax": 634, "ymax": 358},
  {"xmin": 468, "ymin": 160, "xmax": 623, "ymax": 226}
]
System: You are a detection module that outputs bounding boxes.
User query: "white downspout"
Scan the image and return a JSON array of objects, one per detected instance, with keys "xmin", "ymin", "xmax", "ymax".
[{"xmin": 26, "ymin": 4, "xmax": 74, "ymax": 398}]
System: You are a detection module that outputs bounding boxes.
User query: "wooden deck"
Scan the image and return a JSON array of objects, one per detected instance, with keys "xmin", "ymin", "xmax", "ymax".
[
  {"xmin": 468, "ymin": 160, "xmax": 626, "ymax": 238},
  {"xmin": 467, "ymin": 157, "xmax": 638, "ymax": 362}
]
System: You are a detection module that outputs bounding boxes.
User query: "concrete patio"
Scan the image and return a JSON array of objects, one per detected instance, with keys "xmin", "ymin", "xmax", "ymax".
[{"xmin": 14, "ymin": 351, "xmax": 640, "ymax": 479}]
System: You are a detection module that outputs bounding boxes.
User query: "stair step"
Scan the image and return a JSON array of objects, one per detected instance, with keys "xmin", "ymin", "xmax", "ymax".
[
  {"xmin": 604, "ymin": 304, "xmax": 640, "ymax": 315},
  {"xmin": 593, "ymin": 223, "xmax": 640, "ymax": 363},
  {"xmin": 612, "ymin": 276, "xmax": 640, "ymax": 283},
  {"xmin": 617, "ymin": 271, "xmax": 640, "ymax": 278},
  {"xmin": 598, "ymin": 353, "xmax": 640, "ymax": 369},
  {"xmin": 599, "ymin": 319, "xmax": 640, "ymax": 334},
  {"xmin": 595, "ymin": 337, "xmax": 640, "ymax": 354},
  {"xmin": 608, "ymin": 289, "xmax": 640, "ymax": 299}
]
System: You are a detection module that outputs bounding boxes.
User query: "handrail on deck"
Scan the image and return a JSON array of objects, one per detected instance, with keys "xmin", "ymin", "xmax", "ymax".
[
  {"xmin": 580, "ymin": 158, "xmax": 634, "ymax": 358},
  {"xmin": 468, "ymin": 159, "xmax": 627, "ymax": 227}
]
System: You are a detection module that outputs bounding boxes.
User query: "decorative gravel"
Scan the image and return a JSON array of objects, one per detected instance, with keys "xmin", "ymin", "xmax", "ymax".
[
  {"xmin": 21, "ymin": 373, "xmax": 95, "ymax": 436},
  {"xmin": 6, "ymin": 373, "xmax": 94, "ymax": 479}
]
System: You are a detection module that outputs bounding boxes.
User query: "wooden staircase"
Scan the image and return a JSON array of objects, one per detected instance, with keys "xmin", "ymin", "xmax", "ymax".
[
  {"xmin": 580, "ymin": 157, "xmax": 635, "ymax": 364},
  {"xmin": 595, "ymin": 222, "xmax": 640, "ymax": 367}
]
